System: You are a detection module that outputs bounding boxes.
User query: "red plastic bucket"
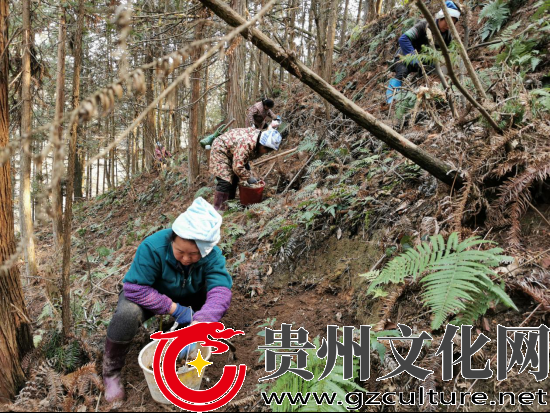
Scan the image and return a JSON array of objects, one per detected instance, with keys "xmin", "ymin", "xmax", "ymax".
[{"xmin": 239, "ymin": 180, "xmax": 265, "ymax": 206}]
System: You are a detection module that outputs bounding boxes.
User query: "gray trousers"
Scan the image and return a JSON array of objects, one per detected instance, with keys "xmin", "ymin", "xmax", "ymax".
[{"xmin": 106, "ymin": 291, "xmax": 206, "ymax": 343}]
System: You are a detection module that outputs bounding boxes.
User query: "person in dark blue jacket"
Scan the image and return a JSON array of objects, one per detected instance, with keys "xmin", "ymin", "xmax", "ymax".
[{"xmin": 386, "ymin": 1, "xmax": 461, "ymax": 103}]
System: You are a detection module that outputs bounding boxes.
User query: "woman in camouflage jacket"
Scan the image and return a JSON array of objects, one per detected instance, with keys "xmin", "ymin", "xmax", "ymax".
[{"xmin": 210, "ymin": 127, "xmax": 282, "ymax": 211}]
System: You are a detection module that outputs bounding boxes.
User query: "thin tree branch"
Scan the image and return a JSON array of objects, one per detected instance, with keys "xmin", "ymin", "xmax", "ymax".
[{"xmin": 415, "ymin": 0, "xmax": 503, "ymax": 134}]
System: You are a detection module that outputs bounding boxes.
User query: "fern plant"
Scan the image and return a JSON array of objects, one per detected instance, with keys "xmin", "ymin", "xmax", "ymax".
[
  {"xmin": 258, "ymin": 336, "xmax": 363, "ymax": 412},
  {"xmin": 297, "ymin": 135, "xmax": 319, "ymax": 153},
  {"xmin": 479, "ymin": 0, "xmax": 510, "ymax": 40},
  {"xmin": 194, "ymin": 186, "xmax": 213, "ymax": 199},
  {"xmin": 363, "ymin": 233, "xmax": 517, "ymax": 330},
  {"xmin": 531, "ymin": 88, "xmax": 550, "ymax": 117}
]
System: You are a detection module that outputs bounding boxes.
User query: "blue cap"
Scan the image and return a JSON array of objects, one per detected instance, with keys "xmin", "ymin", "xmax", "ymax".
[{"xmin": 446, "ymin": 1, "xmax": 458, "ymax": 10}]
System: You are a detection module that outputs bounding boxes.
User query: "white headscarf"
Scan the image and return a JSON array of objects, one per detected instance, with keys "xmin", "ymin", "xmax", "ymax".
[
  {"xmin": 171, "ymin": 197, "xmax": 222, "ymax": 257},
  {"xmin": 435, "ymin": 1, "xmax": 461, "ymax": 20},
  {"xmin": 259, "ymin": 129, "xmax": 282, "ymax": 150}
]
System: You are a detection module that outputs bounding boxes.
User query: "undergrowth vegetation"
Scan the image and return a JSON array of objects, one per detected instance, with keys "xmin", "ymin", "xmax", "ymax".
[{"xmin": 363, "ymin": 233, "xmax": 517, "ymax": 330}]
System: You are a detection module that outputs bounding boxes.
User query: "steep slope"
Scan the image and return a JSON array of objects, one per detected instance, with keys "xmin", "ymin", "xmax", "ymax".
[{"xmin": 8, "ymin": 1, "xmax": 550, "ymax": 411}]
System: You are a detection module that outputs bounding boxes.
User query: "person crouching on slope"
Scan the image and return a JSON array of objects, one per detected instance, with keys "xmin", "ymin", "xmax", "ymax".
[
  {"xmin": 102, "ymin": 197, "xmax": 232, "ymax": 402},
  {"xmin": 246, "ymin": 98, "xmax": 277, "ymax": 129},
  {"xmin": 386, "ymin": 1, "xmax": 461, "ymax": 103},
  {"xmin": 210, "ymin": 127, "xmax": 282, "ymax": 211}
]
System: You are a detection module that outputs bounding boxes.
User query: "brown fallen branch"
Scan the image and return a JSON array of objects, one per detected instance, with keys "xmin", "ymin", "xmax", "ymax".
[
  {"xmin": 282, "ymin": 152, "xmax": 316, "ymax": 194},
  {"xmin": 415, "ymin": 0, "xmax": 503, "ymax": 135},
  {"xmin": 251, "ymin": 146, "xmax": 298, "ymax": 166},
  {"xmin": 262, "ymin": 160, "xmax": 277, "ymax": 180},
  {"xmin": 197, "ymin": 0, "xmax": 464, "ymax": 188},
  {"xmin": 511, "ymin": 280, "xmax": 550, "ymax": 312},
  {"xmin": 373, "ymin": 283, "xmax": 409, "ymax": 332}
]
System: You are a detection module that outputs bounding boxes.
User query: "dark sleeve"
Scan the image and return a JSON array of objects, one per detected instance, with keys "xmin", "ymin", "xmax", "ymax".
[
  {"xmin": 401, "ymin": 20, "xmax": 428, "ymax": 54},
  {"xmin": 246, "ymin": 106, "xmax": 257, "ymax": 128},
  {"xmin": 399, "ymin": 33, "xmax": 415, "ymax": 55}
]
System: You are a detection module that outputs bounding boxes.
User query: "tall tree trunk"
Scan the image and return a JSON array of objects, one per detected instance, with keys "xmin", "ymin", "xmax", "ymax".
[
  {"xmin": 52, "ymin": 7, "xmax": 66, "ymax": 249},
  {"xmin": 144, "ymin": 49, "xmax": 156, "ymax": 169},
  {"xmin": 252, "ymin": 50, "xmax": 260, "ymax": 100},
  {"xmin": 73, "ymin": 46, "xmax": 86, "ymax": 199},
  {"xmin": 104, "ymin": 118, "xmax": 112, "ymax": 189},
  {"xmin": 226, "ymin": 0, "xmax": 246, "ymax": 127},
  {"xmin": 376, "ymin": 0, "xmax": 384, "ymax": 17},
  {"xmin": 0, "ymin": 0, "xmax": 33, "ymax": 398},
  {"xmin": 173, "ymin": 82, "xmax": 181, "ymax": 152},
  {"xmin": 188, "ymin": 9, "xmax": 206, "ymax": 181},
  {"xmin": 307, "ymin": 4, "xmax": 314, "ymax": 66},
  {"xmin": 339, "ymin": 0, "xmax": 350, "ymax": 49},
  {"xmin": 363, "ymin": 0, "xmax": 369, "ymax": 23},
  {"xmin": 200, "ymin": 64, "xmax": 208, "ymax": 137},
  {"xmin": 356, "ymin": 0, "xmax": 363, "ymax": 24},
  {"xmin": 312, "ymin": 0, "xmax": 327, "ymax": 76},
  {"xmin": 367, "ymin": 0, "xmax": 376, "ymax": 21},
  {"xmin": 196, "ymin": 0, "xmax": 463, "ymax": 188},
  {"xmin": 60, "ymin": 0, "xmax": 85, "ymax": 339},
  {"xmin": 324, "ymin": 0, "xmax": 338, "ymax": 82},
  {"xmin": 19, "ymin": 0, "xmax": 38, "ymax": 278}
]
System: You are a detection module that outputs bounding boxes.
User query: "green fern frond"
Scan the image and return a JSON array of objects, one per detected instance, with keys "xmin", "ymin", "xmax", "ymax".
[
  {"xmin": 259, "ymin": 216, "xmax": 285, "ymax": 239},
  {"xmin": 479, "ymin": 0, "xmax": 510, "ymax": 40},
  {"xmin": 224, "ymin": 223, "xmax": 246, "ymax": 238},
  {"xmin": 249, "ymin": 199, "xmax": 273, "ymax": 213},
  {"xmin": 260, "ymin": 335, "xmax": 362, "ymax": 412},
  {"xmin": 297, "ymin": 136, "xmax": 318, "ymax": 153},
  {"xmin": 193, "ymin": 187, "xmax": 212, "ymax": 200},
  {"xmin": 364, "ymin": 233, "xmax": 517, "ymax": 330}
]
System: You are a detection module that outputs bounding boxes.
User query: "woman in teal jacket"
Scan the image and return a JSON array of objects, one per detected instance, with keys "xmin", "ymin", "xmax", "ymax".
[{"xmin": 102, "ymin": 198, "xmax": 232, "ymax": 402}]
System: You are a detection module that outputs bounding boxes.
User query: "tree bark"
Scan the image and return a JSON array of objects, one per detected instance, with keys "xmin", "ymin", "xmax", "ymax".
[
  {"xmin": 60, "ymin": 0, "xmax": 85, "ymax": 339},
  {"xmin": 1, "ymin": 0, "xmax": 33, "ymax": 398},
  {"xmin": 339, "ymin": 0, "xmax": 350, "ymax": 49},
  {"xmin": 19, "ymin": 0, "xmax": 38, "ymax": 278},
  {"xmin": 367, "ymin": 0, "xmax": 376, "ymax": 22},
  {"xmin": 196, "ymin": 0, "xmax": 463, "ymax": 188},
  {"xmin": 188, "ymin": 10, "xmax": 206, "ymax": 181},
  {"xmin": 144, "ymin": 25, "xmax": 156, "ymax": 169},
  {"xmin": 72, "ymin": 2, "xmax": 85, "ymax": 201},
  {"xmin": 52, "ymin": 7, "xmax": 66, "ymax": 249},
  {"xmin": 226, "ymin": 0, "xmax": 247, "ymax": 127},
  {"xmin": 252, "ymin": 49, "xmax": 260, "ymax": 100}
]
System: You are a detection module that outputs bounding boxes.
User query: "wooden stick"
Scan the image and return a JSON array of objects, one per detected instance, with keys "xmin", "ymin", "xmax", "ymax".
[
  {"xmin": 262, "ymin": 160, "xmax": 277, "ymax": 179},
  {"xmin": 251, "ymin": 146, "xmax": 298, "ymax": 166},
  {"xmin": 282, "ymin": 153, "xmax": 315, "ymax": 194},
  {"xmin": 527, "ymin": 200, "xmax": 550, "ymax": 228},
  {"xmin": 415, "ymin": 0, "xmax": 503, "ymax": 134}
]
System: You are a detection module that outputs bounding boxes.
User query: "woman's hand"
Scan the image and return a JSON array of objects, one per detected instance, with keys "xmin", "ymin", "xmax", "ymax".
[{"xmin": 171, "ymin": 304, "xmax": 194, "ymax": 326}]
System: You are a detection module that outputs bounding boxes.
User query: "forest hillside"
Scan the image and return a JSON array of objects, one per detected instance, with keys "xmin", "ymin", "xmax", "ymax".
[{"xmin": 0, "ymin": 0, "xmax": 549, "ymax": 411}]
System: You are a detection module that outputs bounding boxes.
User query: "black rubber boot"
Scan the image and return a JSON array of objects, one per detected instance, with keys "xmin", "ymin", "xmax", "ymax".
[
  {"xmin": 213, "ymin": 191, "xmax": 230, "ymax": 211},
  {"xmin": 102, "ymin": 337, "xmax": 132, "ymax": 402}
]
